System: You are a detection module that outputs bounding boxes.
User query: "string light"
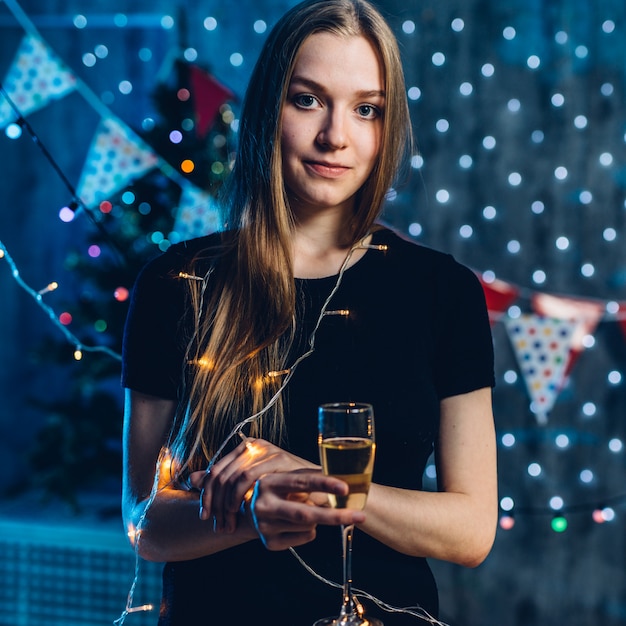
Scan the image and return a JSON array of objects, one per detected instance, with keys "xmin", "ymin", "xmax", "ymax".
[
  {"xmin": 116, "ymin": 239, "xmax": 437, "ymax": 624},
  {"xmin": 0, "ymin": 240, "xmax": 122, "ymax": 361},
  {"xmin": 497, "ymin": 492, "xmax": 626, "ymax": 531}
]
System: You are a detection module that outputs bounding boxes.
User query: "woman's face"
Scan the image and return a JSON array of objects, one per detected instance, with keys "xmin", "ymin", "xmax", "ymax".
[{"xmin": 281, "ymin": 32, "xmax": 385, "ymax": 219}]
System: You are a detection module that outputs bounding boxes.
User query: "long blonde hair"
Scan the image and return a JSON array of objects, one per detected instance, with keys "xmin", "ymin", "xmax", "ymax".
[{"xmin": 168, "ymin": 0, "xmax": 413, "ymax": 477}]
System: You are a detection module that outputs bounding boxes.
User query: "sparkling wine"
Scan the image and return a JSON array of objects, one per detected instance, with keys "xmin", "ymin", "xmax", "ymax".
[{"xmin": 319, "ymin": 437, "xmax": 375, "ymax": 510}]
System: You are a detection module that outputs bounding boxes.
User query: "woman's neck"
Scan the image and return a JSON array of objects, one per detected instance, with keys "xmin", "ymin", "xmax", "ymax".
[{"xmin": 291, "ymin": 216, "xmax": 371, "ymax": 279}]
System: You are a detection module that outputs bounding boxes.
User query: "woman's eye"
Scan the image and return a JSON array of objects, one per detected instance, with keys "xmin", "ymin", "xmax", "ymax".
[
  {"xmin": 294, "ymin": 94, "xmax": 318, "ymax": 108},
  {"xmin": 357, "ymin": 104, "xmax": 379, "ymax": 119}
]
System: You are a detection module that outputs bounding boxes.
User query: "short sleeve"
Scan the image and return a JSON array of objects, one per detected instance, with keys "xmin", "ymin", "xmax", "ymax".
[
  {"xmin": 121, "ymin": 252, "xmax": 187, "ymax": 400},
  {"xmin": 433, "ymin": 256, "xmax": 495, "ymax": 399}
]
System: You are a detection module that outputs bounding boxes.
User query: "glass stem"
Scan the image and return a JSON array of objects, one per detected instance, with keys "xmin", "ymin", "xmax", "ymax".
[{"xmin": 339, "ymin": 524, "xmax": 362, "ymax": 620}]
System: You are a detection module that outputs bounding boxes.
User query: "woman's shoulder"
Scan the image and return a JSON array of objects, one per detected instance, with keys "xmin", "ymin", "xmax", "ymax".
[
  {"xmin": 374, "ymin": 227, "xmax": 467, "ymax": 273},
  {"xmin": 138, "ymin": 231, "xmax": 226, "ymax": 279}
]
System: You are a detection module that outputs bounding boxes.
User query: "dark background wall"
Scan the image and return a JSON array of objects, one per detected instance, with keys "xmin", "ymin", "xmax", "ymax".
[{"xmin": 1, "ymin": 1, "xmax": 625, "ymax": 625}]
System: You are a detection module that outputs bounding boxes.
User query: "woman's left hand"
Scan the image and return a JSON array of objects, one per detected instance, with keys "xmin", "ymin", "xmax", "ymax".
[{"xmin": 189, "ymin": 438, "xmax": 320, "ymax": 533}]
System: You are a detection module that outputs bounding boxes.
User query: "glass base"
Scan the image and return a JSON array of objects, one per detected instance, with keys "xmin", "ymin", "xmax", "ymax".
[{"xmin": 312, "ymin": 617, "xmax": 384, "ymax": 626}]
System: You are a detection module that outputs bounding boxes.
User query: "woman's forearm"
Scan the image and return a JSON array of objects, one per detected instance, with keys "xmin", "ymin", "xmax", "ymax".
[
  {"xmin": 124, "ymin": 487, "xmax": 258, "ymax": 563},
  {"xmin": 360, "ymin": 483, "xmax": 497, "ymax": 567}
]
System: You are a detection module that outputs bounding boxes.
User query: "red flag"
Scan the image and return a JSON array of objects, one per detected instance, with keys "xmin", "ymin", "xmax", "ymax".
[
  {"xmin": 532, "ymin": 293, "xmax": 604, "ymax": 377},
  {"xmin": 189, "ymin": 65, "xmax": 234, "ymax": 139},
  {"xmin": 478, "ymin": 276, "xmax": 519, "ymax": 325}
]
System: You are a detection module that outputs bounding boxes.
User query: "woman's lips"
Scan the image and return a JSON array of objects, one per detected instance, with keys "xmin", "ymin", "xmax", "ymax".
[{"xmin": 304, "ymin": 161, "xmax": 350, "ymax": 178}]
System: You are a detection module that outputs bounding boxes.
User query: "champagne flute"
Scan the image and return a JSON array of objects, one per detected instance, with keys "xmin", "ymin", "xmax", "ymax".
[{"xmin": 313, "ymin": 402, "xmax": 383, "ymax": 626}]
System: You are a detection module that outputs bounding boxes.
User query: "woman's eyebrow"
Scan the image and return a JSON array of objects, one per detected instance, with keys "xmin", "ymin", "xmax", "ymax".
[{"xmin": 289, "ymin": 75, "xmax": 385, "ymax": 99}]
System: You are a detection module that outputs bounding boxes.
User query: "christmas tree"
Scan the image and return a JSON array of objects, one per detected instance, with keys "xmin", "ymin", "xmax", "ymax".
[{"xmin": 12, "ymin": 57, "xmax": 236, "ymax": 509}]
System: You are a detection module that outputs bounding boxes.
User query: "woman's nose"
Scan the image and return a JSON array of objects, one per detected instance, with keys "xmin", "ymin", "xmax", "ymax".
[{"xmin": 316, "ymin": 109, "xmax": 348, "ymax": 150}]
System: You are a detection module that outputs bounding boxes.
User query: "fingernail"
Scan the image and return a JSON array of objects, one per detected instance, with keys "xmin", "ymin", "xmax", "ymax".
[{"xmin": 199, "ymin": 506, "xmax": 206, "ymax": 521}]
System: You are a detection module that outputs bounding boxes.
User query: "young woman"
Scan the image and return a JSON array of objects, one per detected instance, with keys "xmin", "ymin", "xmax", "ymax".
[{"xmin": 121, "ymin": 0, "xmax": 497, "ymax": 624}]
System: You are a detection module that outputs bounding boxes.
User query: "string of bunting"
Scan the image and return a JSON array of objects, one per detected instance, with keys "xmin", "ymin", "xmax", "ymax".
[
  {"xmin": 0, "ymin": 0, "xmax": 232, "ymax": 361},
  {"xmin": 0, "ymin": 0, "xmax": 228, "ymax": 231},
  {"xmin": 479, "ymin": 275, "xmax": 626, "ymax": 424}
]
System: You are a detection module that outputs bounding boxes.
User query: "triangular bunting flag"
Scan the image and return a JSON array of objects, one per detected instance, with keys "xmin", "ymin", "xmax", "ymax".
[
  {"xmin": 532, "ymin": 293, "xmax": 604, "ymax": 377},
  {"xmin": 76, "ymin": 117, "xmax": 159, "ymax": 208},
  {"xmin": 0, "ymin": 35, "xmax": 77, "ymax": 128},
  {"xmin": 189, "ymin": 64, "xmax": 234, "ymax": 139},
  {"xmin": 505, "ymin": 314, "xmax": 578, "ymax": 424},
  {"xmin": 478, "ymin": 276, "xmax": 519, "ymax": 325},
  {"xmin": 173, "ymin": 184, "xmax": 223, "ymax": 241}
]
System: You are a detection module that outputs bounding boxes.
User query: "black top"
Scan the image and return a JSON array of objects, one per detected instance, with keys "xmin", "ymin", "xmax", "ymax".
[{"xmin": 122, "ymin": 228, "xmax": 495, "ymax": 625}]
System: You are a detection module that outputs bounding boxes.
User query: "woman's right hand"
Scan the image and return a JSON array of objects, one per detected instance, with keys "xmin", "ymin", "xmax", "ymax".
[
  {"xmin": 189, "ymin": 438, "xmax": 365, "ymax": 547},
  {"xmin": 244, "ymin": 469, "xmax": 366, "ymax": 551}
]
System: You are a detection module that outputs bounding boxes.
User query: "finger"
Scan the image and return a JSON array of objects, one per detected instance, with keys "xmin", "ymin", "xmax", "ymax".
[
  {"xmin": 207, "ymin": 439, "xmax": 278, "ymax": 531},
  {"xmin": 189, "ymin": 470, "xmax": 207, "ymax": 490},
  {"xmin": 197, "ymin": 446, "xmax": 243, "ymax": 531},
  {"xmin": 258, "ymin": 529, "xmax": 318, "ymax": 551},
  {"xmin": 213, "ymin": 442, "xmax": 278, "ymax": 532},
  {"xmin": 272, "ymin": 498, "xmax": 366, "ymax": 526},
  {"xmin": 250, "ymin": 476, "xmax": 365, "ymax": 531},
  {"xmin": 261, "ymin": 471, "xmax": 351, "ymax": 499}
]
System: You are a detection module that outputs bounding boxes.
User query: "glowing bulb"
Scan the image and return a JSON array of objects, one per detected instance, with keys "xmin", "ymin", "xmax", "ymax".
[
  {"xmin": 408, "ymin": 87, "xmax": 421, "ymax": 101},
  {"xmin": 432, "ymin": 52, "xmax": 446, "ymax": 66},
  {"xmin": 499, "ymin": 515, "xmax": 515, "ymax": 530},
  {"xmin": 549, "ymin": 496, "xmax": 564, "ymax": 510},
  {"xmin": 158, "ymin": 450, "xmax": 174, "ymax": 488},
  {"xmin": 181, "ymin": 159, "xmax": 195, "ymax": 173},
  {"xmin": 5, "ymin": 123, "xmax": 22, "ymax": 139},
  {"xmin": 194, "ymin": 357, "xmax": 215, "ymax": 370},
  {"xmin": 500, "ymin": 496, "xmax": 514, "ymax": 511},
  {"xmin": 230, "ymin": 53, "xmax": 244, "ymax": 67},
  {"xmin": 114, "ymin": 286, "xmax": 130, "ymax": 302},
  {"xmin": 579, "ymin": 469, "xmax": 593, "ymax": 484},
  {"xmin": 527, "ymin": 55, "xmax": 540, "ymax": 69},
  {"xmin": 451, "ymin": 18, "xmax": 464, "ymax": 32},
  {"xmin": 127, "ymin": 523, "xmax": 139, "ymax": 545},
  {"xmin": 74, "ymin": 349, "xmax": 83, "ymax": 361},
  {"xmin": 59, "ymin": 206, "xmax": 76, "ymax": 222},
  {"xmin": 501, "ymin": 433, "xmax": 515, "ymax": 447},
  {"xmin": 481, "ymin": 63, "xmax": 495, "ymax": 77},
  {"xmin": 528, "ymin": 463, "xmax": 541, "ymax": 477},
  {"xmin": 503, "ymin": 370, "xmax": 517, "ymax": 383},
  {"xmin": 551, "ymin": 515, "xmax": 568, "ymax": 532},
  {"xmin": 503, "ymin": 26, "xmax": 516, "ymax": 40},
  {"xmin": 37, "ymin": 282, "xmax": 59, "ymax": 295},
  {"xmin": 555, "ymin": 434, "xmax": 570, "ymax": 448}
]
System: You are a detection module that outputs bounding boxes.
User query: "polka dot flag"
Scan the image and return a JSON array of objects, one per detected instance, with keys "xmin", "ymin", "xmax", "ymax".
[
  {"xmin": 173, "ymin": 184, "xmax": 223, "ymax": 241},
  {"xmin": 0, "ymin": 35, "xmax": 76, "ymax": 128},
  {"xmin": 76, "ymin": 117, "xmax": 159, "ymax": 208},
  {"xmin": 505, "ymin": 314, "xmax": 578, "ymax": 424}
]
